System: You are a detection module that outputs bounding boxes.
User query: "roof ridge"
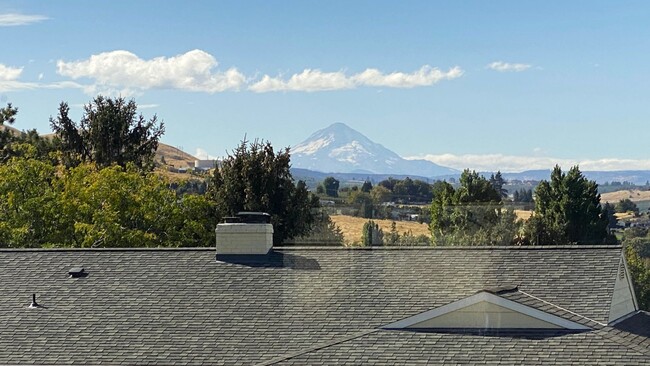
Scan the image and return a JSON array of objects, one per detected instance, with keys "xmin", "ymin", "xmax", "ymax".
[
  {"xmin": 0, "ymin": 247, "xmax": 216, "ymax": 252},
  {"xmin": 517, "ymin": 290, "xmax": 607, "ymax": 327},
  {"xmin": 0, "ymin": 245, "xmax": 623, "ymax": 252},
  {"xmin": 275, "ymin": 245, "xmax": 623, "ymax": 251}
]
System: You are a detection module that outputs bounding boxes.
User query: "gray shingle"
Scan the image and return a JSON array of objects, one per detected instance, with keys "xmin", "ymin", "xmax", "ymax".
[{"xmin": 0, "ymin": 246, "xmax": 645, "ymax": 365}]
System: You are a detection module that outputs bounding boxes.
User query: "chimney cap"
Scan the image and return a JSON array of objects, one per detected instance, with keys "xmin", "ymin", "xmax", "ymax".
[{"xmin": 68, "ymin": 267, "xmax": 87, "ymax": 278}]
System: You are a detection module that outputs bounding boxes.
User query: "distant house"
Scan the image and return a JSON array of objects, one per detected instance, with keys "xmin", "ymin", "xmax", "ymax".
[
  {"xmin": 194, "ymin": 159, "xmax": 217, "ymax": 170},
  {"xmin": 1, "ymin": 245, "xmax": 648, "ymax": 364}
]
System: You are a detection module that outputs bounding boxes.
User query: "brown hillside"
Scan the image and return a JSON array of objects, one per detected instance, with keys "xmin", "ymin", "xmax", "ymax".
[
  {"xmin": 600, "ymin": 189, "xmax": 650, "ymax": 203},
  {"xmin": 156, "ymin": 143, "xmax": 197, "ymax": 168},
  {"xmin": 0, "ymin": 124, "xmax": 22, "ymax": 135}
]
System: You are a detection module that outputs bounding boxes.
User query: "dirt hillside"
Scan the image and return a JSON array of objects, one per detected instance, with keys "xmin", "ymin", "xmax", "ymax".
[
  {"xmin": 600, "ymin": 189, "xmax": 650, "ymax": 203},
  {"xmin": 156, "ymin": 143, "xmax": 197, "ymax": 168}
]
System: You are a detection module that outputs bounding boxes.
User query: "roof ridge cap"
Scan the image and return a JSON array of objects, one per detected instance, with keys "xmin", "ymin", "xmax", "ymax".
[
  {"xmin": 0, "ymin": 247, "xmax": 216, "ymax": 252},
  {"xmin": 275, "ymin": 245, "xmax": 623, "ymax": 251}
]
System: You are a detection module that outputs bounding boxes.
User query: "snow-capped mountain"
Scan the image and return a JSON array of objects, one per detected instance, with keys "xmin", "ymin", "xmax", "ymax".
[{"xmin": 291, "ymin": 122, "xmax": 457, "ymax": 177}]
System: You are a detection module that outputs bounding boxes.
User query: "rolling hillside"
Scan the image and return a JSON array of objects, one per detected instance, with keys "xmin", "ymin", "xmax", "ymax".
[
  {"xmin": 155, "ymin": 143, "xmax": 197, "ymax": 168},
  {"xmin": 600, "ymin": 189, "xmax": 650, "ymax": 203}
]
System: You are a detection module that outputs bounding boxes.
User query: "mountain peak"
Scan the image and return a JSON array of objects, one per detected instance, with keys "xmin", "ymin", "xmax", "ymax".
[{"xmin": 291, "ymin": 123, "xmax": 457, "ymax": 177}]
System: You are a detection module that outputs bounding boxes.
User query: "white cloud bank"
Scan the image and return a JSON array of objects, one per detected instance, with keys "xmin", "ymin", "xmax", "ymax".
[
  {"xmin": 406, "ymin": 153, "xmax": 650, "ymax": 172},
  {"xmin": 0, "ymin": 13, "xmax": 48, "ymax": 26},
  {"xmin": 56, "ymin": 49, "xmax": 247, "ymax": 95},
  {"xmin": 249, "ymin": 66, "xmax": 463, "ymax": 92},
  {"xmin": 486, "ymin": 61, "xmax": 532, "ymax": 72},
  {"xmin": 4, "ymin": 49, "xmax": 460, "ymax": 95}
]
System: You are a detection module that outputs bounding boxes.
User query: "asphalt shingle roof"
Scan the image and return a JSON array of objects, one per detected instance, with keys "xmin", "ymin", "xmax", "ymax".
[{"xmin": 0, "ymin": 245, "xmax": 646, "ymax": 365}]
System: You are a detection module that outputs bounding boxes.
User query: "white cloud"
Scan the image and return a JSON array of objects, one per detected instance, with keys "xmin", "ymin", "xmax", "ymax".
[
  {"xmin": 0, "ymin": 13, "xmax": 48, "ymax": 26},
  {"xmin": 0, "ymin": 64, "xmax": 23, "ymax": 81},
  {"xmin": 194, "ymin": 148, "xmax": 219, "ymax": 160},
  {"xmin": 406, "ymin": 153, "xmax": 650, "ymax": 172},
  {"xmin": 249, "ymin": 65, "xmax": 462, "ymax": 92},
  {"xmin": 486, "ymin": 61, "xmax": 532, "ymax": 72},
  {"xmin": 250, "ymin": 70, "xmax": 354, "ymax": 92},
  {"xmin": 353, "ymin": 66, "xmax": 463, "ymax": 88},
  {"xmin": 56, "ymin": 49, "xmax": 246, "ymax": 95},
  {"xmin": 138, "ymin": 104, "xmax": 159, "ymax": 109},
  {"xmin": 0, "ymin": 64, "xmax": 34, "ymax": 92}
]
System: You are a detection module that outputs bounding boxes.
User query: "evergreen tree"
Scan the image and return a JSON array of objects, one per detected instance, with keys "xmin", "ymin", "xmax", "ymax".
[
  {"xmin": 525, "ymin": 165, "xmax": 611, "ymax": 245},
  {"xmin": 207, "ymin": 139, "xmax": 318, "ymax": 244},
  {"xmin": 50, "ymin": 97, "xmax": 164, "ymax": 170},
  {"xmin": 361, "ymin": 180, "xmax": 373, "ymax": 193},
  {"xmin": 489, "ymin": 171, "xmax": 508, "ymax": 198}
]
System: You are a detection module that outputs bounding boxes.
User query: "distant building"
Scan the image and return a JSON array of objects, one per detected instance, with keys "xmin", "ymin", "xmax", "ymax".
[{"xmin": 194, "ymin": 159, "xmax": 217, "ymax": 170}]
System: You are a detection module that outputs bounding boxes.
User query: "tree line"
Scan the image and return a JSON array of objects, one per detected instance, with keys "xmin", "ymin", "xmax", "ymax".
[{"xmin": 0, "ymin": 97, "xmax": 319, "ymax": 247}]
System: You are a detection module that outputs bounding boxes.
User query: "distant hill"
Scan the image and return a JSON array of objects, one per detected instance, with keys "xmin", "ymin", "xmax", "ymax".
[
  {"xmin": 291, "ymin": 167, "xmax": 438, "ymax": 189},
  {"xmin": 156, "ymin": 143, "xmax": 196, "ymax": 168},
  {"xmin": 501, "ymin": 170, "xmax": 650, "ymax": 186},
  {"xmin": 291, "ymin": 122, "xmax": 457, "ymax": 177},
  {"xmin": 0, "ymin": 124, "xmax": 22, "ymax": 135}
]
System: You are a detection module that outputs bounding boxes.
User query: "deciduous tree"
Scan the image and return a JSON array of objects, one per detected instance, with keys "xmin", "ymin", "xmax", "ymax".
[
  {"xmin": 322, "ymin": 176, "xmax": 340, "ymax": 197},
  {"xmin": 430, "ymin": 170, "xmax": 519, "ymax": 246}
]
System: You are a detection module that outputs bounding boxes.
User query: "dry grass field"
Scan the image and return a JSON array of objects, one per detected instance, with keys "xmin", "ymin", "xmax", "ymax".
[
  {"xmin": 330, "ymin": 215, "xmax": 431, "ymax": 245},
  {"xmin": 600, "ymin": 189, "xmax": 650, "ymax": 203},
  {"xmin": 156, "ymin": 143, "xmax": 197, "ymax": 168},
  {"xmin": 514, "ymin": 209, "xmax": 533, "ymax": 220}
]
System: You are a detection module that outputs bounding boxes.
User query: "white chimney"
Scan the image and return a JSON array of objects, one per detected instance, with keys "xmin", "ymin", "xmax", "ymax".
[{"xmin": 215, "ymin": 212, "xmax": 273, "ymax": 255}]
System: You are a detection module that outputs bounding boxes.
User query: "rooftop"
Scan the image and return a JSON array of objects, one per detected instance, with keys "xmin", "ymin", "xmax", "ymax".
[{"xmin": 0, "ymin": 245, "xmax": 647, "ymax": 365}]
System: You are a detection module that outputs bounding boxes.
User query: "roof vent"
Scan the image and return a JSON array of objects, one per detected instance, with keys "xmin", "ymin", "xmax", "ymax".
[
  {"xmin": 68, "ymin": 267, "xmax": 87, "ymax": 278},
  {"xmin": 29, "ymin": 293, "xmax": 40, "ymax": 309}
]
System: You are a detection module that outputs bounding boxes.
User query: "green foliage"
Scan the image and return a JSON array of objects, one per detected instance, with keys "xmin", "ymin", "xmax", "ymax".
[
  {"xmin": 525, "ymin": 165, "xmax": 611, "ymax": 245},
  {"xmin": 1, "ymin": 105, "xmax": 56, "ymax": 163},
  {"xmin": 430, "ymin": 170, "xmax": 520, "ymax": 246},
  {"xmin": 361, "ymin": 180, "xmax": 373, "ymax": 193},
  {"xmin": 50, "ymin": 97, "xmax": 164, "ymax": 170},
  {"xmin": 347, "ymin": 190, "xmax": 374, "ymax": 218},
  {"xmin": 286, "ymin": 211, "xmax": 344, "ymax": 246},
  {"xmin": 616, "ymin": 198, "xmax": 639, "ymax": 214},
  {"xmin": 513, "ymin": 188, "xmax": 533, "ymax": 203},
  {"xmin": 377, "ymin": 177, "xmax": 433, "ymax": 203},
  {"xmin": 0, "ymin": 157, "xmax": 59, "ymax": 247},
  {"xmin": 621, "ymin": 229, "xmax": 650, "ymax": 311},
  {"xmin": 207, "ymin": 139, "xmax": 318, "ymax": 244},
  {"xmin": 489, "ymin": 171, "xmax": 508, "ymax": 198},
  {"xmin": 322, "ymin": 176, "xmax": 340, "ymax": 197},
  {"xmin": 602, "ymin": 202, "xmax": 618, "ymax": 230},
  {"xmin": 370, "ymin": 185, "xmax": 391, "ymax": 204},
  {"xmin": 361, "ymin": 220, "xmax": 383, "ymax": 246},
  {"xmin": 0, "ymin": 158, "xmax": 214, "ymax": 248}
]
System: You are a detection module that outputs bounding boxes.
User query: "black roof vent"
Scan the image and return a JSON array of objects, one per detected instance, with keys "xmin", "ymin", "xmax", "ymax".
[
  {"xmin": 68, "ymin": 267, "xmax": 87, "ymax": 278},
  {"xmin": 236, "ymin": 212, "xmax": 271, "ymax": 224},
  {"xmin": 29, "ymin": 293, "xmax": 40, "ymax": 308}
]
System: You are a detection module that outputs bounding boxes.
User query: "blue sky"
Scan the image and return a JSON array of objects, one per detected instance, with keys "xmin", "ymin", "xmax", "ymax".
[{"xmin": 1, "ymin": 1, "xmax": 649, "ymax": 172}]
